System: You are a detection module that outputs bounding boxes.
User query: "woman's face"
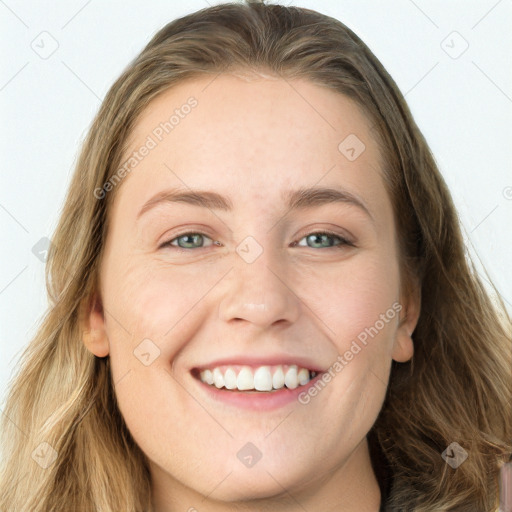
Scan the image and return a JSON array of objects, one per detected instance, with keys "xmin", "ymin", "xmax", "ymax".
[{"xmin": 83, "ymin": 74, "xmax": 419, "ymax": 509}]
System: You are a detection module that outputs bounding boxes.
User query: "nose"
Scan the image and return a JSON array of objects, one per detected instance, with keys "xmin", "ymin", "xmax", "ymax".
[{"xmin": 218, "ymin": 248, "xmax": 301, "ymax": 329}]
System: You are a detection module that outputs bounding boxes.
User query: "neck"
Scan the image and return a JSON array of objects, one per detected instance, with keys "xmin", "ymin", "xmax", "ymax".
[{"xmin": 151, "ymin": 437, "xmax": 381, "ymax": 512}]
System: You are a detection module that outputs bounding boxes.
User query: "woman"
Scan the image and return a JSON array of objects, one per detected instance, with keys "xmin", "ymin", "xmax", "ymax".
[{"xmin": 0, "ymin": 1, "xmax": 510, "ymax": 510}]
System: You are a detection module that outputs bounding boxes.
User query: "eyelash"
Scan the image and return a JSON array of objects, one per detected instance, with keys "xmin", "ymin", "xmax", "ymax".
[{"xmin": 159, "ymin": 230, "xmax": 355, "ymax": 252}]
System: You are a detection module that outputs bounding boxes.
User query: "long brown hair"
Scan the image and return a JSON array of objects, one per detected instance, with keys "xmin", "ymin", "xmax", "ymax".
[{"xmin": 1, "ymin": 2, "xmax": 510, "ymax": 510}]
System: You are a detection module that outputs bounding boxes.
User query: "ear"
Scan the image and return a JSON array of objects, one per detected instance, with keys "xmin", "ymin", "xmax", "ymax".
[
  {"xmin": 392, "ymin": 279, "xmax": 421, "ymax": 363},
  {"xmin": 80, "ymin": 292, "xmax": 109, "ymax": 358}
]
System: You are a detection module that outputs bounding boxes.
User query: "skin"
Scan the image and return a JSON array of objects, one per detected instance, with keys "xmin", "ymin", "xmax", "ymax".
[{"xmin": 82, "ymin": 73, "xmax": 420, "ymax": 512}]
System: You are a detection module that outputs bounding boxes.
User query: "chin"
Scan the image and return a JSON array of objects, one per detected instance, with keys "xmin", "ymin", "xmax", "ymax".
[
  {"xmin": 206, "ymin": 480, "xmax": 289, "ymax": 503},
  {"xmin": 201, "ymin": 464, "xmax": 309, "ymax": 503}
]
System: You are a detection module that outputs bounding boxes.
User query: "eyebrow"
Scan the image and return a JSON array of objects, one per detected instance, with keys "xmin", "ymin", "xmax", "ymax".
[{"xmin": 136, "ymin": 186, "xmax": 373, "ymax": 221}]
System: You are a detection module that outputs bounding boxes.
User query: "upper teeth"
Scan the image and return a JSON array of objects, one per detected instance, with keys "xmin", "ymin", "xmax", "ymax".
[{"xmin": 199, "ymin": 365, "xmax": 317, "ymax": 392}]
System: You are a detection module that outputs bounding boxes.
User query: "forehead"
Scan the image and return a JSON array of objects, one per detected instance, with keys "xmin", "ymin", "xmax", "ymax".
[{"xmin": 113, "ymin": 73, "xmax": 386, "ymax": 218}]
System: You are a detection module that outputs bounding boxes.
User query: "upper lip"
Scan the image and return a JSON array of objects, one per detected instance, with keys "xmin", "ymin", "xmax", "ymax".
[{"xmin": 191, "ymin": 355, "xmax": 326, "ymax": 373}]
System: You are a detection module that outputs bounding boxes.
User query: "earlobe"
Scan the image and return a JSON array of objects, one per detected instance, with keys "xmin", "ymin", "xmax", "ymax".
[
  {"xmin": 392, "ymin": 282, "xmax": 421, "ymax": 363},
  {"xmin": 391, "ymin": 328, "xmax": 414, "ymax": 363},
  {"xmin": 80, "ymin": 293, "xmax": 110, "ymax": 358}
]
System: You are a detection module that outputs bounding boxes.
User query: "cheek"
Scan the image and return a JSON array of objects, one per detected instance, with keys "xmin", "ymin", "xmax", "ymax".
[
  {"xmin": 311, "ymin": 251, "xmax": 401, "ymax": 349},
  {"xmin": 103, "ymin": 257, "xmax": 232, "ymax": 366}
]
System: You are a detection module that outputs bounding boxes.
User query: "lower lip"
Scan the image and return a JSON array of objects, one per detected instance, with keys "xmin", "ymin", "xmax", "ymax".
[{"xmin": 193, "ymin": 372, "xmax": 324, "ymax": 411}]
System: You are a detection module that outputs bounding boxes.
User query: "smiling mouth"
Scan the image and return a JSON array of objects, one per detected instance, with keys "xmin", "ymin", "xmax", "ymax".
[{"xmin": 191, "ymin": 364, "xmax": 318, "ymax": 393}]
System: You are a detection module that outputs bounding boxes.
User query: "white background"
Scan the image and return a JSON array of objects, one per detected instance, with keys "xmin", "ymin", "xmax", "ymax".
[{"xmin": 1, "ymin": 0, "xmax": 511, "ymax": 406}]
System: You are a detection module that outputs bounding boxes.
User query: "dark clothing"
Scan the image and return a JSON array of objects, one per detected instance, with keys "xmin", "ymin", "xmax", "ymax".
[{"xmin": 368, "ymin": 428, "xmax": 393, "ymax": 512}]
